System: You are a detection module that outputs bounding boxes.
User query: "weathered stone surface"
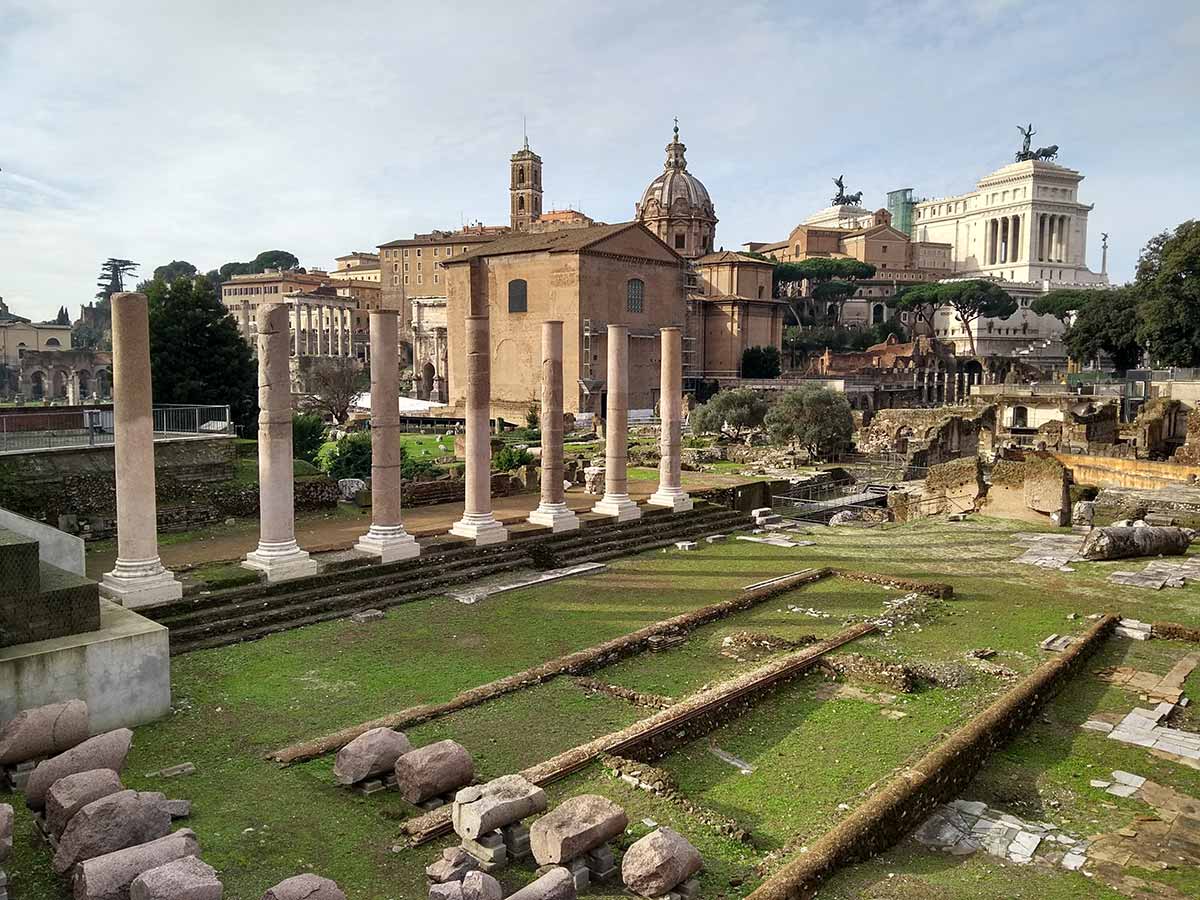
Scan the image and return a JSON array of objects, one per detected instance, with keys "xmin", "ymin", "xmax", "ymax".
[
  {"xmin": 621, "ymin": 827, "xmax": 703, "ymax": 897},
  {"xmin": 1080, "ymin": 526, "xmax": 1192, "ymax": 561},
  {"xmin": 130, "ymin": 855, "xmax": 222, "ymax": 900},
  {"xmin": 54, "ymin": 790, "xmax": 171, "ymax": 874},
  {"xmin": 72, "ymin": 828, "xmax": 200, "ymax": 900},
  {"xmin": 25, "ymin": 728, "xmax": 133, "ymax": 810},
  {"xmin": 333, "ymin": 727, "xmax": 412, "ymax": 785},
  {"xmin": 395, "ymin": 740, "xmax": 474, "ymax": 804},
  {"xmin": 46, "ymin": 768, "xmax": 124, "ymax": 838},
  {"xmin": 507, "ymin": 867, "xmax": 577, "ymax": 900},
  {"xmin": 0, "ymin": 802, "xmax": 12, "ymax": 864},
  {"xmin": 460, "ymin": 870, "xmax": 502, "ymax": 900},
  {"xmin": 452, "ymin": 774, "xmax": 547, "ymax": 840},
  {"xmin": 530, "ymin": 794, "xmax": 628, "ymax": 865},
  {"xmin": 262, "ymin": 873, "xmax": 346, "ymax": 900},
  {"xmin": 1073, "ymin": 500, "xmax": 1095, "ymax": 527},
  {"xmin": 0, "ymin": 699, "xmax": 89, "ymax": 766},
  {"xmin": 426, "ymin": 846, "xmax": 478, "ymax": 884},
  {"xmin": 429, "ymin": 883, "xmax": 463, "ymax": 900}
]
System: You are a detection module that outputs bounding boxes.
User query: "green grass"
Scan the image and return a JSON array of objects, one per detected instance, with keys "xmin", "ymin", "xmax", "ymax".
[
  {"xmin": 398, "ymin": 432, "xmax": 456, "ymax": 459},
  {"xmin": 15, "ymin": 517, "xmax": 1200, "ymax": 899}
]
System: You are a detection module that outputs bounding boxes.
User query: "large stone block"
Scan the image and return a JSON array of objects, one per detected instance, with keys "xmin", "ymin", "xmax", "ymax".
[
  {"xmin": 507, "ymin": 867, "xmax": 577, "ymax": 900},
  {"xmin": 530, "ymin": 795, "xmax": 628, "ymax": 865},
  {"xmin": 395, "ymin": 740, "xmax": 474, "ymax": 804},
  {"xmin": 54, "ymin": 789, "xmax": 171, "ymax": 874},
  {"xmin": 130, "ymin": 855, "xmax": 223, "ymax": 900},
  {"xmin": 621, "ymin": 827, "xmax": 703, "ymax": 897},
  {"xmin": 461, "ymin": 870, "xmax": 502, "ymax": 900},
  {"xmin": 25, "ymin": 728, "xmax": 133, "ymax": 810},
  {"xmin": 426, "ymin": 846, "xmax": 478, "ymax": 884},
  {"xmin": 333, "ymin": 727, "xmax": 411, "ymax": 785},
  {"xmin": 0, "ymin": 698, "xmax": 89, "ymax": 766},
  {"xmin": 262, "ymin": 874, "xmax": 346, "ymax": 900},
  {"xmin": 72, "ymin": 828, "xmax": 200, "ymax": 900},
  {"xmin": 453, "ymin": 774, "xmax": 547, "ymax": 840},
  {"xmin": 46, "ymin": 768, "xmax": 124, "ymax": 838}
]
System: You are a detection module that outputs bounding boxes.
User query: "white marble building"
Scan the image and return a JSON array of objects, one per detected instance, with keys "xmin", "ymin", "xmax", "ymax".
[{"xmin": 911, "ymin": 158, "xmax": 1108, "ymax": 285}]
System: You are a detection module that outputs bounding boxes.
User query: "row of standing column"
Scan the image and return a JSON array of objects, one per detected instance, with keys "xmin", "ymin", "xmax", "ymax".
[
  {"xmin": 291, "ymin": 304, "xmax": 354, "ymax": 357},
  {"xmin": 96, "ymin": 295, "xmax": 695, "ymax": 603}
]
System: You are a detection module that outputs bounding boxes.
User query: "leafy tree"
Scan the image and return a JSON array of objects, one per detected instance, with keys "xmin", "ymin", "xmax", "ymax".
[
  {"xmin": 1030, "ymin": 288, "xmax": 1091, "ymax": 324},
  {"xmin": 741, "ymin": 345, "xmax": 782, "ymax": 378},
  {"xmin": 1065, "ymin": 287, "xmax": 1142, "ymax": 372},
  {"xmin": 217, "ymin": 250, "xmax": 300, "ymax": 283},
  {"xmin": 888, "ymin": 282, "xmax": 943, "ymax": 330},
  {"xmin": 1134, "ymin": 220, "xmax": 1200, "ymax": 367},
  {"xmin": 304, "ymin": 357, "xmax": 367, "ymax": 424},
  {"xmin": 96, "ymin": 258, "xmax": 138, "ymax": 302},
  {"xmin": 153, "ymin": 260, "xmax": 199, "ymax": 284},
  {"xmin": 53, "ymin": 306, "xmax": 70, "ymax": 325},
  {"xmin": 934, "ymin": 280, "xmax": 1018, "ymax": 356},
  {"xmin": 146, "ymin": 275, "xmax": 257, "ymax": 433},
  {"xmin": 292, "ymin": 413, "xmax": 327, "ymax": 464},
  {"xmin": 691, "ymin": 388, "xmax": 768, "ymax": 442},
  {"xmin": 811, "ymin": 280, "xmax": 859, "ymax": 323},
  {"xmin": 765, "ymin": 385, "xmax": 854, "ymax": 460}
]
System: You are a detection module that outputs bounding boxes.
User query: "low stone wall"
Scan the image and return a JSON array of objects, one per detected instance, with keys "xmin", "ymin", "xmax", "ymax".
[
  {"xmin": 746, "ymin": 614, "xmax": 1117, "ymax": 900},
  {"xmin": 695, "ymin": 479, "xmax": 792, "ymax": 513},
  {"xmin": 1054, "ymin": 451, "xmax": 1200, "ymax": 491}
]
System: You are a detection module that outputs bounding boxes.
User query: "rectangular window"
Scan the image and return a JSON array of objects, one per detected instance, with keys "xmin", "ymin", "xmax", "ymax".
[
  {"xmin": 416, "ymin": 249, "xmax": 422, "ymax": 257},
  {"xmin": 404, "ymin": 275, "xmax": 409, "ymax": 285},
  {"xmin": 674, "ymin": 234, "xmax": 686, "ymax": 250},
  {"xmin": 508, "ymin": 279, "xmax": 528, "ymax": 313},
  {"xmin": 627, "ymin": 278, "xmax": 645, "ymax": 313},
  {"xmin": 417, "ymin": 274, "xmax": 423, "ymax": 284},
  {"xmin": 433, "ymin": 247, "xmax": 439, "ymax": 256},
  {"xmin": 404, "ymin": 249, "xmax": 409, "ymax": 258},
  {"xmin": 433, "ymin": 274, "xmax": 440, "ymax": 284}
]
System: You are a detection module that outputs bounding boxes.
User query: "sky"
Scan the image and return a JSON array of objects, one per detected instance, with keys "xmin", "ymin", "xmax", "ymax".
[{"xmin": 2, "ymin": 0, "xmax": 1198, "ymax": 323}]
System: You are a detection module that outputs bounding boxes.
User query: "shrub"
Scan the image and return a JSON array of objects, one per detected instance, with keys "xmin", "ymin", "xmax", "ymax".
[
  {"xmin": 292, "ymin": 413, "xmax": 327, "ymax": 464},
  {"xmin": 321, "ymin": 432, "xmax": 373, "ymax": 481},
  {"xmin": 741, "ymin": 345, "xmax": 782, "ymax": 378},
  {"xmin": 493, "ymin": 445, "xmax": 534, "ymax": 472},
  {"xmin": 292, "ymin": 458, "xmax": 320, "ymax": 477}
]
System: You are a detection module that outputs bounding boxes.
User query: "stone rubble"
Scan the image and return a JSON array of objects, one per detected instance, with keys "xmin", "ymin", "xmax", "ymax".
[
  {"xmin": 72, "ymin": 828, "xmax": 201, "ymax": 900},
  {"xmin": 54, "ymin": 789, "xmax": 172, "ymax": 874},
  {"xmin": 25, "ymin": 729, "xmax": 133, "ymax": 810},
  {"xmin": 45, "ymin": 768, "xmax": 124, "ymax": 839},
  {"xmin": 425, "ymin": 847, "xmax": 479, "ymax": 884},
  {"xmin": 129, "ymin": 855, "xmax": 223, "ymax": 900},
  {"xmin": 262, "ymin": 873, "xmax": 347, "ymax": 900},
  {"xmin": 334, "ymin": 727, "xmax": 412, "ymax": 786},
  {"xmin": 0, "ymin": 699, "xmax": 89, "ymax": 766}
]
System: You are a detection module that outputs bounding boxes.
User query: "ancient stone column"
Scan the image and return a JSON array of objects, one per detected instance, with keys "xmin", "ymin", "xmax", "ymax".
[
  {"xmin": 336, "ymin": 308, "xmax": 346, "ymax": 357},
  {"xmin": 243, "ymin": 302, "xmax": 321, "ymax": 582},
  {"xmin": 648, "ymin": 327, "xmax": 692, "ymax": 512},
  {"xmin": 356, "ymin": 310, "xmax": 420, "ymax": 562},
  {"xmin": 528, "ymin": 321, "xmax": 580, "ymax": 532},
  {"xmin": 450, "ymin": 312, "xmax": 507, "ymax": 544},
  {"xmin": 592, "ymin": 324, "xmax": 641, "ymax": 521},
  {"xmin": 292, "ymin": 303, "xmax": 302, "ymax": 356},
  {"xmin": 100, "ymin": 292, "xmax": 182, "ymax": 608},
  {"xmin": 241, "ymin": 302, "xmax": 252, "ymax": 346}
]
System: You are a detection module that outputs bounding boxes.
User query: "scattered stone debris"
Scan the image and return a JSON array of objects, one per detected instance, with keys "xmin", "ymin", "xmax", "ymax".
[
  {"xmin": 1011, "ymin": 532, "xmax": 1085, "ymax": 569},
  {"xmin": 573, "ymin": 679, "xmax": 673, "ymax": 710},
  {"xmin": 1039, "ymin": 634, "xmax": 1075, "ymax": 653},
  {"xmin": 145, "ymin": 762, "xmax": 196, "ymax": 779},
  {"xmin": 1085, "ymin": 771, "xmax": 1200, "ymax": 872},
  {"xmin": 908, "ymin": 661, "xmax": 974, "ymax": 690},
  {"xmin": 708, "ymin": 747, "xmax": 755, "ymax": 775},
  {"xmin": 966, "ymin": 648, "xmax": 996, "ymax": 660},
  {"xmin": 736, "ymin": 535, "xmax": 814, "ymax": 549},
  {"xmin": 813, "ymin": 682, "xmax": 900, "ymax": 708},
  {"xmin": 1095, "ymin": 653, "xmax": 1199, "ymax": 705},
  {"xmin": 822, "ymin": 654, "xmax": 917, "ymax": 693},
  {"xmin": 448, "ymin": 564, "xmax": 607, "ymax": 605},
  {"xmin": 1084, "ymin": 702, "xmax": 1200, "ymax": 764},
  {"xmin": 672, "ymin": 541, "xmax": 698, "ymax": 551},
  {"xmin": 1114, "ymin": 618, "xmax": 1153, "ymax": 641},
  {"xmin": 704, "ymin": 534, "xmax": 727, "ymax": 544},
  {"xmin": 719, "ymin": 632, "xmax": 814, "ymax": 661},
  {"xmin": 1107, "ymin": 571, "xmax": 1173, "ymax": 590},
  {"xmin": 784, "ymin": 605, "xmax": 830, "ymax": 619},
  {"xmin": 350, "ymin": 609, "xmax": 385, "ymax": 624},
  {"xmin": 913, "ymin": 798, "xmax": 1085, "ymax": 868}
]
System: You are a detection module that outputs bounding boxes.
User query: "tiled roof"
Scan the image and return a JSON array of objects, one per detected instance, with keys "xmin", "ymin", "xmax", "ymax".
[
  {"xmin": 695, "ymin": 251, "xmax": 774, "ymax": 266},
  {"xmin": 443, "ymin": 222, "xmax": 652, "ymax": 263}
]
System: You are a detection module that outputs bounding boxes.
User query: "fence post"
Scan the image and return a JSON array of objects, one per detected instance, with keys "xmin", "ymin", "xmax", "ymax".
[{"xmin": 225, "ymin": 405, "xmax": 231, "ymax": 435}]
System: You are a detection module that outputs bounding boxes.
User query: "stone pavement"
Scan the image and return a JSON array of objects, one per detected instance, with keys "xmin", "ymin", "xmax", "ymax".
[{"xmin": 913, "ymin": 799, "xmax": 1086, "ymax": 868}]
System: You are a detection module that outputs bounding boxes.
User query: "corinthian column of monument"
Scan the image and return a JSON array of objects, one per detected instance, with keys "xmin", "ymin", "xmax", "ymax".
[
  {"xmin": 592, "ymin": 324, "xmax": 641, "ymax": 522},
  {"xmin": 100, "ymin": 292, "xmax": 182, "ymax": 608},
  {"xmin": 528, "ymin": 320, "xmax": 580, "ymax": 532},
  {"xmin": 648, "ymin": 326, "xmax": 693, "ymax": 512},
  {"xmin": 243, "ymin": 302, "xmax": 321, "ymax": 582},
  {"xmin": 356, "ymin": 309, "xmax": 420, "ymax": 562}
]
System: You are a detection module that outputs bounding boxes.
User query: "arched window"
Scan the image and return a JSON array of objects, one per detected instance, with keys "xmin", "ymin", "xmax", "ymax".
[
  {"xmin": 674, "ymin": 233, "xmax": 686, "ymax": 250},
  {"xmin": 508, "ymin": 279, "xmax": 527, "ymax": 313},
  {"xmin": 518, "ymin": 169, "xmax": 525, "ymax": 185},
  {"xmin": 872, "ymin": 304, "xmax": 885, "ymax": 325},
  {"xmin": 45, "ymin": 338, "xmax": 61, "ymax": 347},
  {"xmin": 518, "ymin": 196, "xmax": 525, "ymax": 211},
  {"xmin": 1012, "ymin": 406, "xmax": 1029, "ymax": 429},
  {"xmin": 627, "ymin": 278, "xmax": 645, "ymax": 313},
  {"xmin": 757, "ymin": 285, "xmax": 765, "ymax": 299}
]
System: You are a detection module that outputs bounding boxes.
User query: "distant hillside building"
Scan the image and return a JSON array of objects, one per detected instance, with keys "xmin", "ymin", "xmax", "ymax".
[{"xmin": 0, "ymin": 297, "xmax": 72, "ymax": 370}]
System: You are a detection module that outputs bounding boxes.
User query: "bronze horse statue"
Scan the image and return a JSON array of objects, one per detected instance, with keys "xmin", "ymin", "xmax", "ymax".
[{"xmin": 1034, "ymin": 144, "xmax": 1059, "ymax": 161}]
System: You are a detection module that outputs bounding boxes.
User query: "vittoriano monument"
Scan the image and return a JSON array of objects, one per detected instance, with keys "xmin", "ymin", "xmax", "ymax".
[
  {"xmin": 1015, "ymin": 124, "xmax": 1059, "ymax": 162},
  {"xmin": 831, "ymin": 175, "xmax": 863, "ymax": 207}
]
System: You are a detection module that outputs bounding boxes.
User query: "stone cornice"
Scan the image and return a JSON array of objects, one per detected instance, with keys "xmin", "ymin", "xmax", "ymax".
[{"xmin": 581, "ymin": 250, "xmax": 685, "ymax": 269}]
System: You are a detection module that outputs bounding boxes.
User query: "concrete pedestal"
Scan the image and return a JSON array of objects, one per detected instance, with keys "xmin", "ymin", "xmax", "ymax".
[
  {"xmin": 100, "ymin": 293, "xmax": 181, "ymax": 609},
  {"xmin": 648, "ymin": 326, "xmax": 693, "ymax": 513},
  {"xmin": 592, "ymin": 324, "xmax": 641, "ymax": 522},
  {"xmin": 244, "ymin": 302, "xmax": 320, "ymax": 582},
  {"xmin": 355, "ymin": 525, "xmax": 420, "ymax": 563},
  {"xmin": 450, "ymin": 307, "xmax": 507, "ymax": 545},
  {"xmin": 529, "ymin": 321, "xmax": 579, "ymax": 533}
]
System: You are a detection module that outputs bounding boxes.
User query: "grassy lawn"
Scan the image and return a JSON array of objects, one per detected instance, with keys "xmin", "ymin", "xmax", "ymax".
[{"xmin": 9, "ymin": 517, "xmax": 1200, "ymax": 899}]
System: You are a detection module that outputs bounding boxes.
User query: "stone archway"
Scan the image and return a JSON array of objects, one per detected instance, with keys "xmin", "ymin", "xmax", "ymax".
[
  {"xmin": 419, "ymin": 361, "xmax": 435, "ymax": 401},
  {"xmin": 51, "ymin": 368, "xmax": 68, "ymax": 399},
  {"xmin": 31, "ymin": 370, "xmax": 46, "ymax": 400},
  {"xmin": 77, "ymin": 369, "xmax": 92, "ymax": 399},
  {"xmin": 96, "ymin": 369, "xmax": 112, "ymax": 399}
]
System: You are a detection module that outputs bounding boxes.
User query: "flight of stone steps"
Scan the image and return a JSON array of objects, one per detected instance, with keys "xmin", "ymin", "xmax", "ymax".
[{"xmin": 149, "ymin": 503, "xmax": 750, "ymax": 655}]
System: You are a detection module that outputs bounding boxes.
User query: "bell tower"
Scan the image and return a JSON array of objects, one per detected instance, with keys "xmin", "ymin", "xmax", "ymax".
[{"xmin": 510, "ymin": 132, "xmax": 542, "ymax": 233}]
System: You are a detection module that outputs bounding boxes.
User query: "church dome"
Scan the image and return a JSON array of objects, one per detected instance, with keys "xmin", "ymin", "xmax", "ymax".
[{"xmin": 635, "ymin": 122, "xmax": 717, "ymax": 258}]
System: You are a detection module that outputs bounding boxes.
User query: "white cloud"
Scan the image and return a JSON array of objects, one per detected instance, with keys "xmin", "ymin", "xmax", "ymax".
[{"xmin": 1, "ymin": 0, "xmax": 1196, "ymax": 320}]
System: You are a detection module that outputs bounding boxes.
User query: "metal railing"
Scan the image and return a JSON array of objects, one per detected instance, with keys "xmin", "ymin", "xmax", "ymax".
[{"xmin": 0, "ymin": 404, "xmax": 232, "ymax": 454}]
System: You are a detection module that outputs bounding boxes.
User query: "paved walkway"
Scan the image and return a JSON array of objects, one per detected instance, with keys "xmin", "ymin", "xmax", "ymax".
[{"xmin": 84, "ymin": 472, "xmax": 758, "ymax": 577}]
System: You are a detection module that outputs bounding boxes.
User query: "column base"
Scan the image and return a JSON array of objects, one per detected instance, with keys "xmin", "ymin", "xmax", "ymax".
[
  {"xmin": 591, "ymin": 494, "xmax": 642, "ymax": 522},
  {"xmin": 242, "ymin": 540, "xmax": 322, "ymax": 583},
  {"xmin": 355, "ymin": 525, "xmax": 421, "ymax": 563},
  {"xmin": 527, "ymin": 502, "xmax": 581, "ymax": 533},
  {"xmin": 99, "ymin": 558, "xmax": 183, "ymax": 609},
  {"xmin": 450, "ymin": 514, "xmax": 509, "ymax": 546},
  {"xmin": 647, "ymin": 489, "xmax": 694, "ymax": 513}
]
